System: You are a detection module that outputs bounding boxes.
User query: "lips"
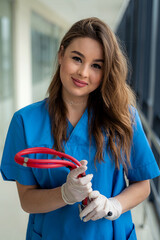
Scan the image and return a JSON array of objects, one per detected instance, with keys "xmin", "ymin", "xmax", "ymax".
[{"xmin": 72, "ymin": 77, "xmax": 88, "ymax": 87}]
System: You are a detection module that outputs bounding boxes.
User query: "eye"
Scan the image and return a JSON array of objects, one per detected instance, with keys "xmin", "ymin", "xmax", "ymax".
[
  {"xmin": 72, "ymin": 56, "xmax": 82, "ymax": 63},
  {"xmin": 92, "ymin": 64, "xmax": 102, "ymax": 70}
]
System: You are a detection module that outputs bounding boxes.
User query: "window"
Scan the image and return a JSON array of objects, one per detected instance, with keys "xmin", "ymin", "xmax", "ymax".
[
  {"xmin": 0, "ymin": 0, "xmax": 13, "ymax": 155},
  {"xmin": 31, "ymin": 12, "xmax": 62, "ymax": 101},
  {"xmin": 0, "ymin": 0, "xmax": 13, "ymax": 100}
]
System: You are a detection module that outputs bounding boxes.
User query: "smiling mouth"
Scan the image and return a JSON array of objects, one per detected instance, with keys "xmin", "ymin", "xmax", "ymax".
[{"xmin": 72, "ymin": 77, "xmax": 88, "ymax": 87}]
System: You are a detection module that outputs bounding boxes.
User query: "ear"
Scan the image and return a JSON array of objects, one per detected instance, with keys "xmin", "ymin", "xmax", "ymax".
[{"xmin": 58, "ymin": 45, "xmax": 64, "ymax": 65}]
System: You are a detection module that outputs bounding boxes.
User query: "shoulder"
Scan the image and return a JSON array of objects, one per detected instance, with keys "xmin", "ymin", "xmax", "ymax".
[
  {"xmin": 129, "ymin": 105, "xmax": 138, "ymax": 121},
  {"xmin": 12, "ymin": 99, "xmax": 50, "ymax": 141},
  {"xmin": 11, "ymin": 99, "xmax": 52, "ymax": 146},
  {"xmin": 128, "ymin": 106, "xmax": 147, "ymax": 143},
  {"xmin": 128, "ymin": 106, "xmax": 142, "ymax": 130},
  {"xmin": 12, "ymin": 99, "xmax": 50, "ymax": 130},
  {"xmin": 128, "ymin": 106, "xmax": 152, "ymax": 152},
  {"xmin": 14, "ymin": 98, "xmax": 48, "ymax": 121}
]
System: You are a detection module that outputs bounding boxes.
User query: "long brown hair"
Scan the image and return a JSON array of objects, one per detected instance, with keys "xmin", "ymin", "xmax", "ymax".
[{"xmin": 47, "ymin": 17, "xmax": 136, "ymax": 170}]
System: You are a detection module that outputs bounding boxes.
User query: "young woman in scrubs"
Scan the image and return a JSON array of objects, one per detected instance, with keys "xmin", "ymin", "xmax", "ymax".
[{"xmin": 1, "ymin": 17, "xmax": 160, "ymax": 240}]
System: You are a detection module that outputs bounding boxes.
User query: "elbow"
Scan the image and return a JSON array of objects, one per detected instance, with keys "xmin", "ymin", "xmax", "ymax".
[
  {"xmin": 144, "ymin": 180, "xmax": 151, "ymax": 200},
  {"xmin": 21, "ymin": 206, "xmax": 32, "ymax": 214},
  {"xmin": 21, "ymin": 202, "xmax": 37, "ymax": 214},
  {"xmin": 16, "ymin": 181, "xmax": 39, "ymax": 214},
  {"xmin": 18, "ymin": 191, "xmax": 37, "ymax": 214},
  {"xmin": 20, "ymin": 199, "xmax": 32, "ymax": 214},
  {"xmin": 20, "ymin": 197, "xmax": 39, "ymax": 214}
]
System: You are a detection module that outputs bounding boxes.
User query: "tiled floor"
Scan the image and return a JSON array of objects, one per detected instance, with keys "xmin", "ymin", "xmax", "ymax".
[{"xmin": 0, "ymin": 175, "xmax": 159, "ymax": 240}]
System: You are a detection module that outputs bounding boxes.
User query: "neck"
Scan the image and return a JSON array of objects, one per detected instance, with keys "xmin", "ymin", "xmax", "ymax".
[
  {"xmin": 62, "ymin": 92, "xmax": 88, "ymax": 108},
  {"xmin": 63, "ymin": 98, "xmax": 88, "ymax": 127},
  {"xmin": 64, "ymin": 98, "xmax": 87, "ymax": 106}
]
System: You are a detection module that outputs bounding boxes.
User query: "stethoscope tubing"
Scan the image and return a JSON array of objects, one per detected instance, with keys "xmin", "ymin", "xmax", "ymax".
[
  {"xmin": 15, "ymin": 147, "xmax": 81, "ymax": 169},
  {"xmin": 14, "ymin": 147, "xmax": 88, "ymax": 206}
]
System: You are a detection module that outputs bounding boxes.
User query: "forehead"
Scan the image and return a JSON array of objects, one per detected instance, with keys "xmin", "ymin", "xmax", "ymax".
[{"xmin": 66, "ymin": 37, "xmax": 104, "ymax": 59}]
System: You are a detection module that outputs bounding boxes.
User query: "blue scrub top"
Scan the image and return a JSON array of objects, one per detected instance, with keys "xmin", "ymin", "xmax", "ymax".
[{"xmin": 1, "ymin": 99, "xmax": 160, "ymax": 240}]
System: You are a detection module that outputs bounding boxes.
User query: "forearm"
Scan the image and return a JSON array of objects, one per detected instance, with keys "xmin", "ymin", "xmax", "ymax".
[
  {"xmin": 115, "ymin": 180, "xmax": 150, "ymax": 213},
  {"xmin": 16, "ymin": 182, "xmax": 66, "ymax": 214},
  {"xmin": 16, "ymin": 161, "xmax": 92, "ymax": 214},
  {"xmin": 79, "ymin": 180, "xmax": 151, "ymax": 222}
]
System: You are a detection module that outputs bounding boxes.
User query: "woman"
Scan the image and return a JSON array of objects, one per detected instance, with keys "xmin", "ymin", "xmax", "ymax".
[{"xmin": 1, "ymin": 17, "xmax": 160, "ymax": 240}]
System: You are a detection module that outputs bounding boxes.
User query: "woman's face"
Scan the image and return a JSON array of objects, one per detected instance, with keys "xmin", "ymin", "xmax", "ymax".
[{"xmin": 58, "ymin": 37, "xmax": 104, "ymax": 102}]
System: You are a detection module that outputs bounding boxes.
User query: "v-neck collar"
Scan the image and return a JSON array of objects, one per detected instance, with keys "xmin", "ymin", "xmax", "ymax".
[{"xmin": 67, "ymin": 108, "xmax": 89, "ymax": 145}]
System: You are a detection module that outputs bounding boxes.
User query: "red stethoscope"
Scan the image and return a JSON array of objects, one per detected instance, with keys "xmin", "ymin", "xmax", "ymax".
[{"xmin": 14, "ymin": 147, "xmax": 88, "ymax": 208}]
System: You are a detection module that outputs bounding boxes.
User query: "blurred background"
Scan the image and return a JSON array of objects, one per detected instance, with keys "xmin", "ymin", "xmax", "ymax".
[{"xmin": 0, "ymin": 0, "xmax": 159, "ymax": 239}]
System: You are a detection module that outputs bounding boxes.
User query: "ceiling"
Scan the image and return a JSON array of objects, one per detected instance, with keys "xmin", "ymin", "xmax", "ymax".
[{"xmin": 39, "ymin": 0, "xmax": 127, "ymax": 30}]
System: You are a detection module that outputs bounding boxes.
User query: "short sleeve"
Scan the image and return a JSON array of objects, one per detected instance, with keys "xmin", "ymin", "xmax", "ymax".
[
  {"xmin": 127, "ymin": 108, "xmax": 160, "ymax": 181},
  {"xmin": 0, "ymin": 113, "xmax": 37, "ymax": 185}
]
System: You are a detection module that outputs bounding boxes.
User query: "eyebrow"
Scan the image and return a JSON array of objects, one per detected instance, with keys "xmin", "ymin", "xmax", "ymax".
[{"xmin": 71, "ymin": 50, "xmax": 104, "ymax": 63}]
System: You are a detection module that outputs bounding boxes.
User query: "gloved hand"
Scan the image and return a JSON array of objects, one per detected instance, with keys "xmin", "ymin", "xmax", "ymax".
[
  {"xmin": 79, "ymin": 190, "xmax": 122, "ymax": 221},
  {"xmin": 61, "ymin": 160, "xmax": 93, "ymax": 205}
]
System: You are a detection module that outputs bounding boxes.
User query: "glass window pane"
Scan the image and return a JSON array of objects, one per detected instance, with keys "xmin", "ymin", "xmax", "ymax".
[
  {"xmin": 0, "ymin": 0, "xmax": 13, "ymax": 99},
  {"xmin": 31, "ymin": 12, "xmax": 61, "ymax": 102},
  {"xmin": 0, "ymin": 0, "xmax": 13, "ymax": 153}
]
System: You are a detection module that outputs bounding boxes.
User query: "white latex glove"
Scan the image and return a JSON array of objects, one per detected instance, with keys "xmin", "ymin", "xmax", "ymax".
[
  {"xmin": 79, "ymin": 190, "xmax": 122, "ymax": 221},
  {"xmin": 61, "ymin": 160, "xmax": 93, "ymax": 205}
]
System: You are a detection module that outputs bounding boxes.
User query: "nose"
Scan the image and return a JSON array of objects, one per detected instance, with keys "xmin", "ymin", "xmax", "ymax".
[{"xmin": 78, "ymin": 64, "xmax": 89, "ymax": 78}]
